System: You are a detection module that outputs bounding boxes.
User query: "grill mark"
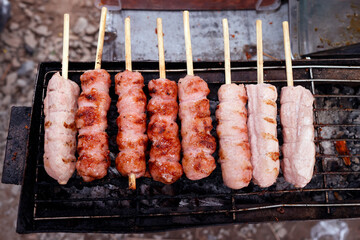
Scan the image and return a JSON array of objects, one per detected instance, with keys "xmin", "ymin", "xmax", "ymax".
[
  {"xmin": 117, "ymin": 114, "xmax": 146, "ymax": 131},
  {"xmin": 219, "ymin": 149, "xmax": 225, "ymax": 160},
  {"xmin": 199, "ymin": 139, "xmax": 216, "ymax": 150},
  {"xmin": 64, "ymin": 121, "xmax": 76, "ymax": 131},
  {"xmin": 233, "ymin": 111, "xmax": 247, "ymax": 118},
  {"xmin": 64, "ymin": 140, "xmax": 75, "ymax": 148},
  {"xmin": 261, "ymin": 132, "xmax": 278, "ymax": 142},
  {"xmin": 268, "ymin": 86, "xmax": 276, "ymax": 91},
  {"xmin": 241, "ymin": 165, "xmax": 253, "ymax": 182},
  {"xmin": 191, "ymin": 118, "xmax": 212, "ymax": 133},
  {"xmin": 135, "ymin": 95, "xmax": 147, "ymax": 103},
  {"xmin": 263, "ymin": 99, "xmax": 276, "ymax": 107},
  {"xmin": 236, "ymin": 142, "xmax": 251, "ymax": 153},
  {"xmin": 134, "ymin": 118, "xmax": 145, "ymax": 124},
  {"xmin": 117, "ymin": 134, "xmax": 148, "ymax": 150},
  {"xmin": 85, "ymin": 94, "xmax": 96, "ymax": 101},
  {"xmin": 148, "ymin": 121, "xmax": 166, "ymax": 135},
  {"xmin": 45, "ymin": 121, "xmax": 52, "ymax": 128},
  {"xmin": 151, "ymin": 137, "xmax": 180, "ymax": 157},
  {"xmin": 266, "ymin": 152, "xmax": 280, "ymax": 161},
  {"xmin": 62, "ymin": 158, "xmax": 74, "ymax": 163},
  {"xmin": 239, "ymin": 96, "xmax": 248, "ymax": 103},
  {"xmin": 149, "ymin": 88, "xmax": 157, "ymax": 94},
  {"xmin": 78, "ymin": 133, "xmax": 109, "ymax": 152},
  {"xmin": 244, "ymin": 164, "xmax": 253, "ymax": 171},
  {"xmin": 194, "ymin": 161, "xmax": 202, "ymax": 172},
  {"xmin": 76, "ymin": 107, "xmax": 100, "ymax": 127},
  {"xmin": 118, "ymin": 89, "xmax": 146, "ymax": 104},
  {"xmin": 197, "ymin": 133, "xmax": 216, "ymax": 151},
  {"xmin": 181, "ymin": 99, "xmax": 210, "ymax": 118},
  {"xmin": 264, "ymin": 117, "xmax": 276, "ymax": 124},
  {"xmin": 147, "ymin": 100, "xmax": 178, "ymax": 117},
  {"xmin": 232, "ymin": 126, "xmax": 248, "ymax": 133},
  {"xmin": 116, "ymin": 79, "xmax": 143, "ymax": 88}
]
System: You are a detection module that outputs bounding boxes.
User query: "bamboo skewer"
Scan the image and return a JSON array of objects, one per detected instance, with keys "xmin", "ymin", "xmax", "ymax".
[
  {"xmin": 256, "ymin": 20, "xmax": 264, "ymax": 84},
  {"xmin": 124, "ymin": 16, "xmax": 136, "ymax": 190},
  {"xmin": 125, "ymin": 17, "xmax": 132, "ymax": 72},
  {"xmin": 95, "ymin": 7, "xmax": 107, "ymax": 70},
  {"xmin": 62, "ymin": 14, "xmax": 70, "ymax": 79},
  {"xmin": 282, "ymin": 21, "xmax": 293, "ymax": 86},
  {"xmin": 157, "ymin": 18, "xmax": 166, "ymax": 79},
  {"xmin": 183, "ymin": 11, "xmax": 194, "ymax": 76},
  {"xmin": 129, "ymin": 173, "xmax": 136, "ymax": 190},
  {"xmin": 222, "ymin": 19, "xmax": 231, "ymax": 85}
]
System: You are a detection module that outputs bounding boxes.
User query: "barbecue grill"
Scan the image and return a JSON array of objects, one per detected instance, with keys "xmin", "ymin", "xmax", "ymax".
[{"xmin": 3, "ymin": 59, "xmax": 360, "ymax": 233}]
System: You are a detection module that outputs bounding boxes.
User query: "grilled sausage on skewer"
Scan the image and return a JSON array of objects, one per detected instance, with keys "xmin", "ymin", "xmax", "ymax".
[
  {"xmin": 115, "ymin": 70, "xmax": 148, "ymax": 179},
  {"xmin": 43, "ymin": 72, "xmax": 80, "ymax": 184},
  {"xmin": 75, "ymin": 69, "xmax": 111, "ymax": 182},
  {"xmin": 246, "ymin": 84, "xmax": 280, "ymax": 187},
  {"xmin": 178, "ymin": 75, "xmax": 216, "ymax": 180},
  {"xmin": 147, "ymin": 78, "xmax": 183, "ymax": 184},
  {"xmin": 280, "ymin": 21, "xmax": 315, "ymax": 188},
  {"xmin": 216, "ymin": 84, "xmax": 252, "ymax": 189},
  {"xmin": 280, "ymin": 86, "xmax": 315, "ymax": 188}
]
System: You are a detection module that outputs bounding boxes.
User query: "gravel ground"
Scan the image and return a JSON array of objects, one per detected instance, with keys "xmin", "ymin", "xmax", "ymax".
[{"xmin": 1, "ymin": 1, "xmax": 360, "ymax": 239}]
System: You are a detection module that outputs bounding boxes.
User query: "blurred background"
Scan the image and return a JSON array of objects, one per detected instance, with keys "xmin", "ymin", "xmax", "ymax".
[{"xmin": 1, "ymin": 0, "xmax": 360, "ymax": 239}]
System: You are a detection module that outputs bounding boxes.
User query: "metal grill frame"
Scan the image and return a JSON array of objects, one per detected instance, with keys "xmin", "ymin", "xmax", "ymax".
[{"xmin": 16, "ymin": 59, "xmax": 360, "ymax": 233}]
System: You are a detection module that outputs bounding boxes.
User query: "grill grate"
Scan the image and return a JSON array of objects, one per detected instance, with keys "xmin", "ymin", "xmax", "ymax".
[{"xmin": 16, "ymin": 60, "xmax": 360, "ymax": 233}]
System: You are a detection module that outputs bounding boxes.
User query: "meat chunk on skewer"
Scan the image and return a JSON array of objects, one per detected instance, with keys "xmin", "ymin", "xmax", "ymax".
[
  {"xmin": 246, "ymin": 84, "xmax": 279, "ymax": 188},
  {"xmin": 75, "ymin": 69, "xmax": 111, "ymax": 182},
  {"xmin": 216, "ymin": 84, "xmax": 252, "ymax": 189},
  {"xmin": 178, "ymin": 75, "xmax": 216, "ymax": 180},
  {"xmin": 147, "ymin": 78, "xmax": 183, "ymax": 184},
  {"xmin": 115, "ymin": 70, "xmax": 148, "ymax": 178},
  {"xmin": 43, "ymin": 72, "xmax": 80, "ymax": 185},
  {"xmin": 280, "ymin": 86, "xmax": 315, "ymax": 188}
]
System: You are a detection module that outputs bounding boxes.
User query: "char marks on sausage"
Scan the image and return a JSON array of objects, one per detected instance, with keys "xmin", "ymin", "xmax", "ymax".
[
  {"xmin": 246, "ymin": 84, "xmax": 279, "ymax": 188},
  {"xmin": 43, "ymin": 72, "xmax": 80, "ymax": 185},
  {"xmin": 216, "ymin": 84, "xmax": 252, "ymax": 189},
  {"xmin": 178, "ymin": 75, "xmax": 216, "ymax": 180},
  {"xmin": 115, "ymin": 70, "xmax": 148, "ymax": 178},
  {"xmin": 75, "ymin": 69, "xmax": 111, "ymax": 182},
  {"xmin": 147, "ymin": 78, "xmax": 183, "ymax": 184}
]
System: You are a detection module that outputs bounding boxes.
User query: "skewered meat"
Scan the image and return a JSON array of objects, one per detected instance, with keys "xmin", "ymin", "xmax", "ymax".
[
  {"xmin": 115, "ymin": 70, "xmax": 147, "ymax": 178},
  {"xmin": 216, "ymin": 84, "xmax": 252, "ymax": 189},
  {"xmin": 43, "ymin": 72, "xmax": 80, "ymax": 184},
  {"xmin": 147, "ymin": 78, "xmax": 183, "ymax": 184},
  {"xmin": 75, "ymin": 69, "xmax": 111, "ymax": 182},
  {"xmin": 178, "ymin": 75, "xmax": 216, "ymax": 180},
  {"xmin": 246, "ymin": 84, "xmax": 279, "ymax": 188},
  {"xmin": 280, "ymin": 85, "xmax": 315, "ymax": 188}
]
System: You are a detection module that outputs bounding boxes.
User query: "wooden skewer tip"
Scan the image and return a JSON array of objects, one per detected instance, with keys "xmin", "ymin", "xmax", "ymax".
[
  {"xmin": 94, "ymin": 7, "xmax": 107, "ymax": 70},
  {"xmin": 183, "ymin": 11, "xmax": 193, "ymax": 76},
  {"xmin": 129, "ymin": 173, "xmax": 136, "ymax": 190},
  {"xmin": 256, "ymin": 19, "xmax": 264, "ymax": 84},
  {"xmin": 125, "ymin": 16, "xmax": 132, "ymax": 71},
  {"xmin": 157, "ymin": 18, "xmax": 166, "ymax": 79},
  {"xmin": 62, "ymin": 13, "xmax": 70, "ymax": 79},
  {"xmin": 222, "ymin": 18, "xmax": 231, "ymax": 85},
  {"xmin": 282, "ymin": 21, "xmax": 294, "ymax": 86}
]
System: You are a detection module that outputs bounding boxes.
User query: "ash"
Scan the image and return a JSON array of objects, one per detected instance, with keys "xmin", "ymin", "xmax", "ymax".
[{"xmin": 315, "ymin": 83, "xmax": 360, "ymax": 184}]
